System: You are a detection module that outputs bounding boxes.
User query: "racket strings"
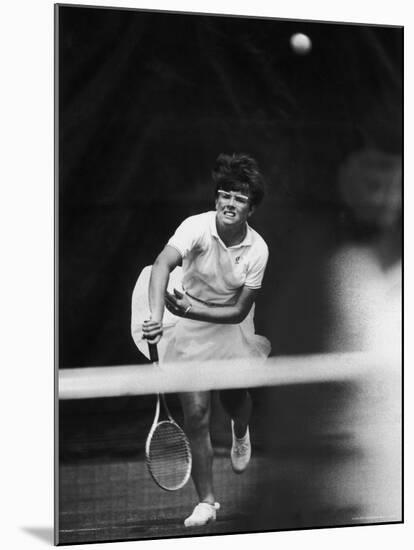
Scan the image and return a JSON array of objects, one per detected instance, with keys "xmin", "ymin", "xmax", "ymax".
[{"xmin": 147, "ymin": 421, "xmax": 192, "ymax": 490}]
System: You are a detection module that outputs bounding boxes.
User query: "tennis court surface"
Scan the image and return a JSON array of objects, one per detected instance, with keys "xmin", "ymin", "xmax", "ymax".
[{"xmin": 57, "ymin": 353, "xmax": 402, "ymax": 545}]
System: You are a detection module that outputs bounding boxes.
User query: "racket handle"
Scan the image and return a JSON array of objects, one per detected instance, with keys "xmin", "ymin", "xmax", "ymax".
[{"xmin": 148, "ymin": 342, "xmax": 159, "ymax": 364}]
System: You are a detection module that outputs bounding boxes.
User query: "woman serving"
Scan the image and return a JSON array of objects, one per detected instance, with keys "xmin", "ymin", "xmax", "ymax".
[{"xmin": 142, "ymin": 153, "xmax": 270, "ymax": 527}]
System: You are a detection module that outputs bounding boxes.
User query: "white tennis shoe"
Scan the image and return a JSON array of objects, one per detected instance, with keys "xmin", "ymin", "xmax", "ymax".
[
  {"xmin": 184, "ymin": 502, "xmax": 220, "ymax": 527},
  {"xmin": 230, "ymin": 420, "xmax": 251, "ymax": 473}
]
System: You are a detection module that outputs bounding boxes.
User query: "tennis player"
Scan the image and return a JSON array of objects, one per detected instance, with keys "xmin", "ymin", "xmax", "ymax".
[{"xmin": 142, "ymin": 153, "xmax": 270, "ymax": 527}]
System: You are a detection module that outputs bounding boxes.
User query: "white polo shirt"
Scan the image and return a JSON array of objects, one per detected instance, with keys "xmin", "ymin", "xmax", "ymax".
[{"xmin": 167, "ymin": 211, "xmax": 269, "ymax": 305}]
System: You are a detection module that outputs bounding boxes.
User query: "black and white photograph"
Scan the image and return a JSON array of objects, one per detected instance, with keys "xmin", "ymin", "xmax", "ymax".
[
  {"xmin": 0, "ymin": 0, "xmax": 413, "ymax": 550},
  {"xmin": 55, "ymin": 2, "xmax": 403, "ymax": 546},
  {"xmin": 1, "ymin": 1, "xmax": 411, "ymax": 549}
]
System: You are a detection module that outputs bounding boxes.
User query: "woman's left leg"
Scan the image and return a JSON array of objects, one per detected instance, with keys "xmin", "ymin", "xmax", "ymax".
[
  {"xmin": 219, "ymin": 389, "xmax": 252, "ymax": 438},
  {"xmin": 219, "ymin": 388, "xmax": 252, "ymax": 473}
]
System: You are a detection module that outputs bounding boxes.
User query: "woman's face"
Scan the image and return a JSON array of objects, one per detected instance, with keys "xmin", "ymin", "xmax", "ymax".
[{"xmin": 215, "ymin": 189, "xmax": 255, "ymax": 229}]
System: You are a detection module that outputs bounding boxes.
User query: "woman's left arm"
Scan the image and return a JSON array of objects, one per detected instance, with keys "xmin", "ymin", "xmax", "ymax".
[{"xmin": 165, "ymin": 286, "xmax": 259, "ymax": 324}]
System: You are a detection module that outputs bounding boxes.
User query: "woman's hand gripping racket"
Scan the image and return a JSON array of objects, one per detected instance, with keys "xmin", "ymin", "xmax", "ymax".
[{"xmin": 145, "ymin": 342, "xmax": 192, "ymax": 491}]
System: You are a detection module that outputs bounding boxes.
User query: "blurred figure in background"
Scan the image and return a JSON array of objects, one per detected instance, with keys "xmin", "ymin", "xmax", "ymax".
[
  {"xmin": 326, "ymin": 147, "xmax": 402, "ymax": 355},
  {"xmin": 249, "ymin": 144, "xmax": 402, "ymax": 531}
]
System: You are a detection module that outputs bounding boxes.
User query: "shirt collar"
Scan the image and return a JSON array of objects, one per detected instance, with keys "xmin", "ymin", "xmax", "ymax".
[{"xmin": 209, "ymin": 211, "xmax": 253, "ymax": 248}]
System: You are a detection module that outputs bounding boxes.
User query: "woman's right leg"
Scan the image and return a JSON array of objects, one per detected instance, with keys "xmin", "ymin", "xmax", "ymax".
[{"xmin": 179, "ymin": 390, "xmax": 215, "ymax": 505}]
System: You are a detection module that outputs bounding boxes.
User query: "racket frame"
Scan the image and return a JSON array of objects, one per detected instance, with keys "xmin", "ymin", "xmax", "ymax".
[{"xmin": 144, "ymin": 342, "xmax": 192, "ymax": 491}]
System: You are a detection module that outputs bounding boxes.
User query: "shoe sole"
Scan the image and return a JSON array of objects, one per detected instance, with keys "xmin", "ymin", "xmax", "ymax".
[
  {"xmin": 184, "ymin": 517, "xmax": 216, "ymax": 528},
  {"xmin": 231, "ymin": 462, "xmax": 250, "ymax": 474}
]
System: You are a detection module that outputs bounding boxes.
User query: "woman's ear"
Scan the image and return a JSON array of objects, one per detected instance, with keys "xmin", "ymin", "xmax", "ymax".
[{"xmin": 248, "ymin": 204, "xmax": 256, "ymax": 217}]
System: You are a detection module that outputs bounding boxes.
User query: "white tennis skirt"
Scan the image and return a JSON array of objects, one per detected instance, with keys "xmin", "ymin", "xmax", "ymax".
[{"xmin": 163, "ymin": 307, "xmax": 271, "ymax": 363}]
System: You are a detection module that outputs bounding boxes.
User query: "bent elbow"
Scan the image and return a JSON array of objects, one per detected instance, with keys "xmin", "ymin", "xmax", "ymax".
[
  {"xmin": 232, "ymin": 309, "xmax": 248, "ymax": 324},
  {"xmin": 232, "ymin": 301, "xmax": 255, "ymax": 324}
]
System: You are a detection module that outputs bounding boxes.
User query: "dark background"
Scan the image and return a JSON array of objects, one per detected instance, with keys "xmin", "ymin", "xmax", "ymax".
[
  {"xmin": 58, "ymin": 6, "xmax": 402, "ymax": 368},
  {"xmin": 57, "ymin": 10, "xmax": 402, "ymax": 539}
]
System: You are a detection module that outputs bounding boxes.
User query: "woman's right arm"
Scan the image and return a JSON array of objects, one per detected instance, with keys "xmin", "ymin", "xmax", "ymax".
[{"xmin": 142, "ymin": 245, "xmax": 182, "ymax": 344}]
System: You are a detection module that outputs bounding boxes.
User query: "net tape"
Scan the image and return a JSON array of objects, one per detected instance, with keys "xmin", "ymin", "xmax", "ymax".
[{"xmin": 59, "ymin": 351, "xmax": 399, "ymax": 400}]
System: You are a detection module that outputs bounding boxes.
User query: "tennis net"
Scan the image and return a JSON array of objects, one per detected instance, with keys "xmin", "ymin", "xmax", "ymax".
[
  {"xmin": 57, "ymin": 350, "xmax": 402, "ymax": 544},
  {"xmin": 58, "ymin": 351, "xmax": 399, "ymax": 399}
]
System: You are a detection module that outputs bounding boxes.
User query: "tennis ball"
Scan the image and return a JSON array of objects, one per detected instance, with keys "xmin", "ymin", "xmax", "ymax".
[{"xmin": 290, "ymin": 33, "xmax": 312, "ymax": 55}]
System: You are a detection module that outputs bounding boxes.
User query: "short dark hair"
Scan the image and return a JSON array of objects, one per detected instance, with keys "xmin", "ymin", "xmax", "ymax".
[{"xmin": 212, "ymin": 153, "xmax": 265, "ymax": 207}]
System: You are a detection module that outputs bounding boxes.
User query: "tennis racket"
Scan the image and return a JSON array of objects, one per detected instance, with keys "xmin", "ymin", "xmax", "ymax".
[{"xmin": 145, "ymin": 342, "xmax": 192, "ymax": 491}]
